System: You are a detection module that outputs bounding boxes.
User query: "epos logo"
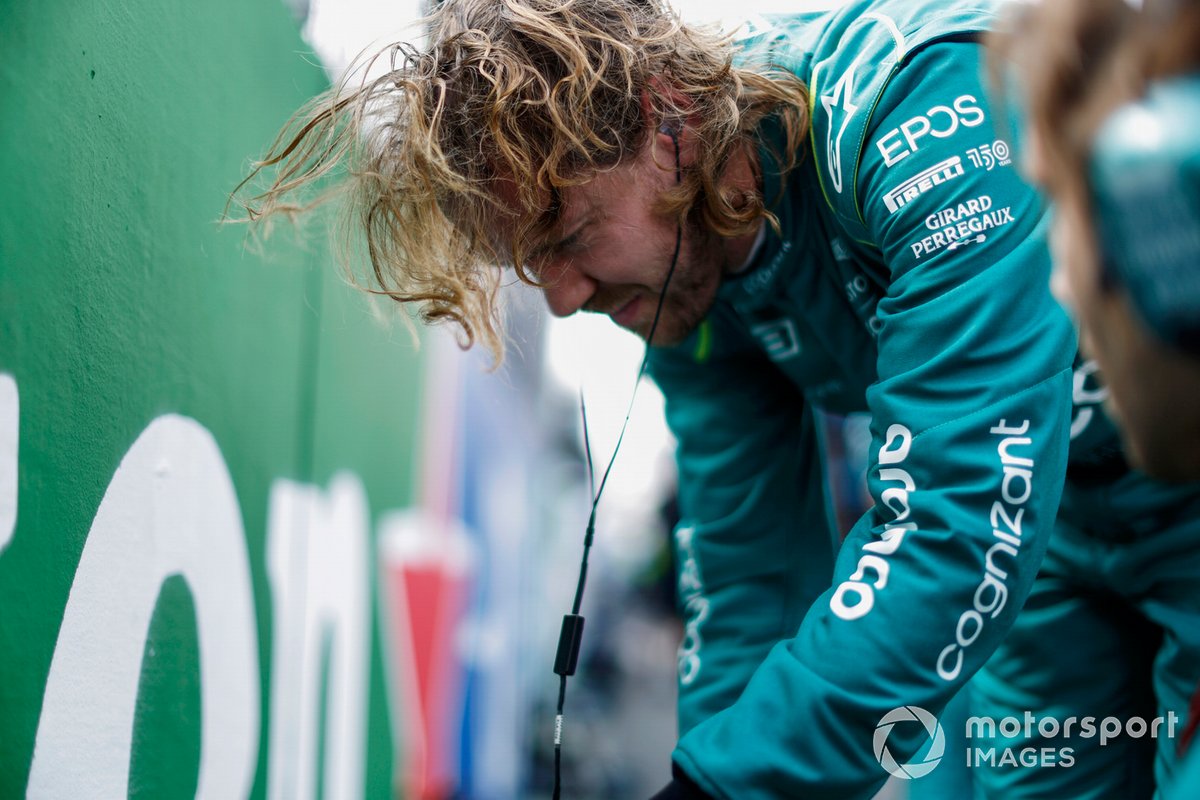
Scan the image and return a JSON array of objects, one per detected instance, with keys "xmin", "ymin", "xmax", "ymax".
[{"xmin": 876, "ymin": 95, "xmax": 986, "ymax": 167}]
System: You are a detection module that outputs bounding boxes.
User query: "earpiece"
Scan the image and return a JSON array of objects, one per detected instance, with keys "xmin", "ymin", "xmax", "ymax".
[
  {"xmin": 659, "ymin": 121, "xmax": 682, "ymax": 141},
  {"xmin": 1089, "ymin": 72, "xmax": 1200, "ymax": 356}
]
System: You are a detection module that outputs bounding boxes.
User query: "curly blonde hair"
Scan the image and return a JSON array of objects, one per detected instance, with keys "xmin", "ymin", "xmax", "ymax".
[
  {"xmin": 989, "ymin": 0, "xmax": 1200, "ymax": 200},
  {"xmin": 232, "ymin": 0, "xmax": 808, "ymax": 360}
]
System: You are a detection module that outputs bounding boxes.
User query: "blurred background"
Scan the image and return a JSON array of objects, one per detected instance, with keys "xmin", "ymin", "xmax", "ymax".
[{"xmin": 0, "ymin": 0, "xmax": 869, "ymax": 798}]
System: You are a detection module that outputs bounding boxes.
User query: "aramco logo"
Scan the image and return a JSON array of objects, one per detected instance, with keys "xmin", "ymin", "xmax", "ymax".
[{"xmin": 873, "ymin": 706, "xmax": 945, "ymax": 779}]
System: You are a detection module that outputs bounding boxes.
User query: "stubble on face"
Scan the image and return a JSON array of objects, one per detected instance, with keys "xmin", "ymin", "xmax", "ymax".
[
  {"xmin": 590, "ymin": 217, "xmax": 725, "ymax": 346},
  {"xmin": 627, "ymin": 149, "xmax": 763, "ymax": 347}
]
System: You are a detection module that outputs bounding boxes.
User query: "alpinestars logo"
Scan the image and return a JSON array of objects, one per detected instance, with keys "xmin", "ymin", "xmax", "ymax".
[
  {"xmin": 820, "ymin": 56, "xmax": 864, "ymax": 195},
  {"xmin": 883, "ymin": 157, "xmax": 965, "ymax": 214},
  {"xmin": 874, "ymin": 706, "xmax": 945, "ymax": 779}
]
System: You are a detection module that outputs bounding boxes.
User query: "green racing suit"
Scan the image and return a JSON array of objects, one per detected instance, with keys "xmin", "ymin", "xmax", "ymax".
[{"xmin": 645, "ymin": 2, "xmax": 1200, "ymax": 798}]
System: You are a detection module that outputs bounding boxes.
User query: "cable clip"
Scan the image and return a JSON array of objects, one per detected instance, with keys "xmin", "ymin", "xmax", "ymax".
[{"xmin": 554, "ymin": 613, "xmax": 586, "ymax": 676}]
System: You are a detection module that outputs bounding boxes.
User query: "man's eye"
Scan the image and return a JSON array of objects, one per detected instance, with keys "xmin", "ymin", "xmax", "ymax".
[{"xmin": 556, "ymin": 233, "xmax": 583, "ymax": 253}]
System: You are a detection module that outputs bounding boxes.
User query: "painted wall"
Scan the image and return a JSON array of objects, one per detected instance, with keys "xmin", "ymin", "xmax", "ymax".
[{"xmin": 0, "ymin": 0, "xmax": 441, "ymax": 796}]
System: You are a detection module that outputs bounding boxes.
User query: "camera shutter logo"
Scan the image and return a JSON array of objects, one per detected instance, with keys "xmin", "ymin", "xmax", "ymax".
[{"xmin": 873, "ymin": 706, "xmax": 945, "ymax": 779}]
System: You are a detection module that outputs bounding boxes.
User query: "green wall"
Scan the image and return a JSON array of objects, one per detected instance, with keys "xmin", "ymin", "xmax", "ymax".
[{"xmin": 0, "ymin": 0, "xmax": 423, "ymax": 795}]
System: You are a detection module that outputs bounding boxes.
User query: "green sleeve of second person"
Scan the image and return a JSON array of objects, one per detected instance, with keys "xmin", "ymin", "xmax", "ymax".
[{"xmin": 672, "ymin": 42, "xmax": 1077, "ymax": 799}]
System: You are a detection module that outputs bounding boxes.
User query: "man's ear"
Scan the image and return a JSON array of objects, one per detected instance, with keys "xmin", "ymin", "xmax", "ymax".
[{"xmin": 641, "ymin": 83, "xmax": 697, "ymax": 167}]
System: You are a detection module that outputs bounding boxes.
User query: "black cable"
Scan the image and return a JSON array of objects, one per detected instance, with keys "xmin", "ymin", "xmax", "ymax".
[
  {"xmin": 581, "ymin": 392, "xmax": 597, "ymax": 500},
  {"xmin": 552, "ymin": 130, "xmax": 683, "ymax": 799}
]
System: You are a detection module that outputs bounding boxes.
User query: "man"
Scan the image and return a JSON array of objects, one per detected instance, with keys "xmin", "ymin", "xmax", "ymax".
[
  {"xmin": 238, "ymin": 0, "xmax": 1199, "ymax": 796},
  {"xmin": 990, "ymin": 1, "xmax": 1200, "ymax": 798},
  {"xmin": 994, "ymin": 0, "xmax": 1200, "ymax": 481}
]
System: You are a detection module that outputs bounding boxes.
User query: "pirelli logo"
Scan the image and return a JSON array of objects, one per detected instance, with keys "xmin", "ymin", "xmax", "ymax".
[{"xmin": 883, "ymin": 157, "xmax": 965, "ymax": 214}]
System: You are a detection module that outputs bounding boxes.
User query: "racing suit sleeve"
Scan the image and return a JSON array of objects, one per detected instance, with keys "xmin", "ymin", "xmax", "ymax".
[
  {"xmin": 647, "ymin": 303, "xmax": 839, "ymax": 739},
  {"xmin": 670, "ymin": 42, "xmax": 1077, "ymax": 799}
]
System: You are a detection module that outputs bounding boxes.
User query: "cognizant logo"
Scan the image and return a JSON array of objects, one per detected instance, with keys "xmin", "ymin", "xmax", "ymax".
[{"xmin": 874, "ymin": 706, "xmax": 945, "ymax": 779}]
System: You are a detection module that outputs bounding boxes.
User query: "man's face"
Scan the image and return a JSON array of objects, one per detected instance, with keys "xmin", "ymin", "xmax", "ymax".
[
  {"xmin": 1048, "ymin": 175, "xmax": 1200, "ymax": 479},
  {"xmin": 522, "ymin": 130, "xmax": 731, "ymax": 346}
]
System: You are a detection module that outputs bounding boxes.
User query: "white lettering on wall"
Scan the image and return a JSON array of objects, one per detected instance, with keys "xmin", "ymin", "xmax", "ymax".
[
  {"xmin": 27, "ymin": 415, "xmax": 260, "ymax": 799},
  {"xmin": 266, "ymin": 475, "xmax": 370, "ymax": 800},
  {"xmin": 0, "ymin": 374, "xmax": 16, "ymax": 554}
]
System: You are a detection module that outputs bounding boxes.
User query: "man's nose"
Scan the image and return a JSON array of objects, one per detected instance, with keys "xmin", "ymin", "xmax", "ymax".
[{"xmin": 540, "ymin": 260, "xmax": 596, "ymax": 318}]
